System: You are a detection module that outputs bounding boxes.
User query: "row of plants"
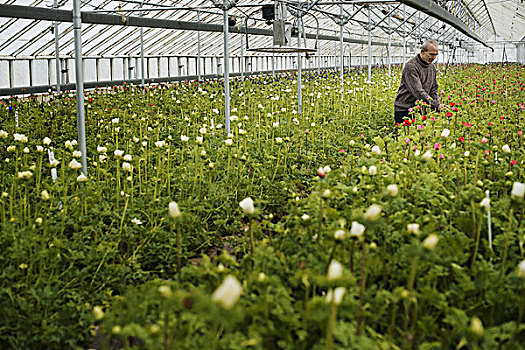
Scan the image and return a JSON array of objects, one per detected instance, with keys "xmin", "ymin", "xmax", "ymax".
[{"xmin": 0, "ymin": 63, "xmax": 524, "ymax": 349}]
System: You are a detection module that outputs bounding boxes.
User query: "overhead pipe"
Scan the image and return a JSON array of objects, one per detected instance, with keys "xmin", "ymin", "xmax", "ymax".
[{"xmin": 396, "ymin": 0, "xmax": 493, "ymax": 51}]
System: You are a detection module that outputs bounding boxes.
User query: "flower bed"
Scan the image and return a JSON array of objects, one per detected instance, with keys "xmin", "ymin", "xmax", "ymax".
[{"xmin": 0, "ymin": 63, "xmax": 524, "ymax": 349}]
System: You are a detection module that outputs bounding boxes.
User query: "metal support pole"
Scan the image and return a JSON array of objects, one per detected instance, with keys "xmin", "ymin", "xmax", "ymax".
[
  {"xmin": 339, "ymin": 4, "xmax": 344, "ymax": 95},
  {"xmin": 53, "ymin": 0, "xmax": 61, "ymax": 99},
  {"xmin": 72, "ymin": 0, "xmax": 87, "ymax": 175},
  {"xmin": 197, "ymin": 11, "xmax": 201, "ymax": 81},
  {"xmin": 240, "ymin": 25, "xmax": 244, "ymax": 83},
  {"xmin": 272, "ymin": 53, "xmax": 275, "ymax": 78},
  {"xmin": 333, "ymin": 30, "xmax": 337, "ymax": 68},
  {"xmin": 402, "ymin": 5, "xmax": 406, "ymax": 67},
  {"xmin": 223, "ymin": 6, "xmax": 230, "ymax": 134},
  {"xmin": 297, "ymin": 17, "xmax": 303, "ymax": 116},
  {"xmin": 367, "ymin": 6, "xmax": 372, "ymax": 83},
  {"xmin": 140, "ymin": 27, "xmax": 145, "ymax": 94},
  {"xmin": 317, "ymin": 39, "xmax": 320, "ymax": 75},
  {"xmin": 388, "ymin": 5, "xmax": 392, "ymax": 88}
]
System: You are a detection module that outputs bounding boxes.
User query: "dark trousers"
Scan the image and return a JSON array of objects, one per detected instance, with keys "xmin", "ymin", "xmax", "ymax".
[{"xmin": 394, "ymin": 110, "xmax": 409, "ymax": 125}]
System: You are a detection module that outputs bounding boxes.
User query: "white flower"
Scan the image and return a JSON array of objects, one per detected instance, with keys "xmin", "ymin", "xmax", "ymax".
[
  {"xmin": 98, "ymin": 155, "xmax": 106, "ymax": 163},
  {"xmin": 154, "ymin": 141, "xmax": 165, "ymax": 148},
  {"xmin": 258, "ymin": 272, "xmax": 266, "ymax": 282},
  {"xmin": 131, "ymin": 218, "xmax": 142, "ymax": 225},
  {"xmin": 97, "ymin": 146, "xmax": 107, "ymax": 153},
  {"xmin": 518, "ymin": 260, "xmax": 525, "ymax": 278},
  {"xmin": 114, "ymin": 149, "xmax": 124, "ymax": 157},
  {"xmin": 386, "ymin": 184, "xmax": 398, "ymax": 196},
  {"xmin": 364, "ymin": 204, "xmax": 382, "ymax": 222},
  {"xmin": 414, "ymin": 149, "xmax": 421, "ymax": 157},
  {"xmin": 371, "ymin": 145, "xmax": 381, "ymax": 155},
  {"xmin": 272, "ymin": 121, "xmax": 279, "ymax": 128},
  {"xmin": 123, "ymin": 154, "xmax": 132, "ymax": 161},
  {"xmin": 441, "ymin": 128, "xmax": 450, "ymax": 138},
  {"xmin": 470, "ymin": 317, "xmax": 483, "ymax": 336},
  {"xmin": 64, "ymin": 140, "xmax": 73, "ymax": 150},
  {"xmin": 71, "ymin": 140, "xmax": 78, "ymax": 146},
  {"xmin": 502, "ymin": 144, "xmax": 511, "ymax": 153},
  {"xmin": 41, "ymin": 190, "xmax": 50, "ymax": 200},
  {"xmin": 142, "ymin": 141, "xmax": 148, "ymax": 147},
  {"xmin": 13, "ymin": 133, "xmax": 28, "ymax": 143},
  {"xmin": 93, "ymin": 306, "xmax": 104, "ymax": 320},
  {"xmin": 122, "ymin": 162, "xmax": 132, "ymax": 172},
  {"xmin": 317, "ymin": 167, "xmax": 325, "ymax": 178},
  {"xmin": 50, "ymin": 159, "xmax": 59, "ymax": 167},
  {"xmin": 407, "ymin": 223, "xmax": 420, "ymax": 235},
  {"xmin": 0, "ymin": 130, "xmax": 8, "ymax": 139},
  {"xmin": 181, "ymin": 135, "xmax": 189, "ymax": 142},
  {"xmin": 327, "ymin": 260, "xmax": 343, "ymax": 280},
  {"xmin": 199, "ymin": 127, "xmax": 207, "ymax": 134},
  {"xmin": 322, "ymin": 189, "xmax": 331, "ymax": 198},
  {"xmin": 208, "ymin": 162, "xmax": 214, "ymax": 169},
  {"xmin": 225, "ymin": 139, "xmax": 233, "ymax": 146},
  {"xmin": 7, "ymin": 145, "xmax": 15, "ymax": 152},
  {"xmin": 217, "ymin": 263, "xmax": 225, "ymax": 273},
  {"xmin": 326, "ymin": 287, "xmax": 346, "ymax": 305},
  {"xmin": 212, "ymin": 275, "xmax": 242, "ymax": 309},
  {"xmin": 368, "ymin": 166, "xmax": 377, "ymax": 175},
  {"xmin": 68, "ymin": 159, "xmax": 82, "ymax": 170},
  {"xmin": 76, "ymin": 173, "xmax": 87, "ymax": 182},
  {"xmin": 275, "ymin": 137, "xmax": 283, "ymax": 144},
  {"xmin": 72, "ymin": 150, "xmax": 82, "ymax": 158},
  {"xmin": 350, "ymin": 221, "xmax": 366, "ymax": 237},
  {"xmin": 169, "ymin": 201, "xmax": 181, "ymax": 219},
  {"xmin": 422, "ymin": 151, "xmax": 433, "ymax": 161},
  {"xmin": 511, "ymin": 182, "xmax": 525, "ymax": 199},
  {"xmin": 479, "ymin": 197, "xmax": 490, "ymax": 208},
  {"xmin": 23, "ymin": 147, "xmax": 29, "ymax": 154},
  {"xmin": 196, "ymin": 136, "xmax": 204, "ymax": 144},
  {"xmin": 42, "ymin": 137, "xmax": 51, "ymax": 145},
  {"xmin": 349, "ymin": 140, "xmax": 355, "ymax": 146},
  {"xmin": 422, "ymin": 234, "xmax": 439, "ymax": 250},
  {"xmin": 334, "ymin": 230, "xmax": 346, "ymax": 240},
  {"xmin": 133, "ymin": 136, "xmax": 140, "ymax": 143},
  {"xmin": 464, "ymin": 151, "xmax": 470, "ymax": 157},
  {"xmin": 323, "ymin": 165, "xmax": 331, "ymax": 174},
  {"xmin": 216, "ymin": 124, "xmax": 223, "ymax": 129},
  {"xmin": 201, "ymin": 150, "xmax": 206, "ymax": 156},
  {"xmin": 239, "ymin": 197, "xmax": 254, "ymax": 215},
  {"xmin": 17, "ymin": 171, "xmax": 33, "ymax": 179},
  {"xmin": 111, "ymin": 117, "xmax": 120, "ymax": 124},
  {"xmin": 301, "ymin": 214, "xmax": 310, "ymax": 221}
]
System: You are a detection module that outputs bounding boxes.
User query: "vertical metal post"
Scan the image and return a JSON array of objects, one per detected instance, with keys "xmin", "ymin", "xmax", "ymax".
[
  {"xmin": 240, "ymin": 23, "xmax": 244, "ymax": 83},
  {"xmin": 272, "ymin": 53, "xmax": 275, "ymax": 78},
  {"xmin": 333, "ymin": 30, "xmax": 337, "ymax": 68},
  {"xmin": 317, "ymin": 38, "xmax": 320, "ymax": 74},
  {"xmin": 339, "ymin": 4, "xmax": 344, "ymax": 93},
  {"xmin": 140, "ymin": 27, "xmax": 145, "ymax": 94},
  {"xmin": 297, "ymin": 16, "xmax": 302, "ymax": 116},
  {"xmin": 388, "ymin": 5, "xmax": 392, "ymax": 84},
  {"xmin": 72, "ymin": 0, "xmax": 87, "ymax": 175},
  {"xmin": 403, "ymin": 5, "xmax": 406, "ymax": 66},
  {"xmin": 197, "ymin": 11, "xmax": 201, "ymax": 81},
  {"xmin": 223, "ymin": 5, "xmax": 231, "ymax": 134},
  {"xmin": 53, "ymin": 0, "xmax": 61, "ymax": 99},
  {"xmin": 367, "ymin": 6, "xmax": 372, "ymax": 83}
]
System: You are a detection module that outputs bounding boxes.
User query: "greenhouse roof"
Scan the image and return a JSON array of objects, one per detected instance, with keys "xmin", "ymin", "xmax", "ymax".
[{"xmin": 0, "ymin": 0, "xmax": 523, "ymax": 59}]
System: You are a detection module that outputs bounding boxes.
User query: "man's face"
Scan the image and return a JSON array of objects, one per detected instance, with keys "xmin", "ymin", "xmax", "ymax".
[{"xmin": 420, "ymin": 44, "xmax": 439, "ymax": 63}]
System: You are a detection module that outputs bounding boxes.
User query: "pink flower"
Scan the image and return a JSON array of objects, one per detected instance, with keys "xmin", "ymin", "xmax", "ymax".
[
  {"xmin": 484, "ymin": 150, "xmax": 490, "ymax": 155},
  {"xmin": 405, "ymin": 138, "xmax": 411, "ymax": 144},
  {"xmin": 305, "ymin": 129, "xmax": 309, "ymax": 134},
  {"xmin": 519, "ymin": 131, "xmax": 523, "ymax": 136},
  {"xmin": 430, "ymin": 117, "xmax": 436, "ymax": 122},
  {"xmin": 339, "ymin": 148, "xmax": 345, "ymax": 154},
  {"xmin": 408, "ymin": 108, "xmax": 413, "ymax": 113},
  {"xmin": 434, "ymin": 143, "xmax": 441, "ymax": 150},
  {"xmin": 440, "ymin": 154, "xmax": 444, "ymax": 159},
  {"xmin": 510, "ymin": 160, "xmax": 517, "ymax": 166},
  {"xmin": 417, "ymin": 125, "xmax": 424, "ymax": 130},
  {"xmin": 481, "ymin": 137, "xmax": 488, "ymax": 144},
  {"xmin": 317, "ymin": 167, "xmax": 325, "ymax": 178}
]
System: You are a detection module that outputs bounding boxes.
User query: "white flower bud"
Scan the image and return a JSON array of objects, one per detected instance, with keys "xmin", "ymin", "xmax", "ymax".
[
  {"xmin": 422, "ymin": 234, "xmax": 439, "ymax": 250},
  {"xmin": 350, "ymin": 221, "xmax": 366, "ymax": 237},
  {"xmin": 511, "ymin": 182, "xmax": 525, "ymax": 199},
  {"xmin": 169, "ymin": 201, "xmax": 181, "ymax": 218},
  {"xmin": 364, "ymin": 204, "xmax": 382, "ymax": 222},
  {"xmin": 239, "ymin": 197, "xmax": 254, "ymax": 215},
  {"xmin": 212, "ymin": 275, "xmax": 242, "ymax": 309},
  {"xmin": 407, "ymin": 223, "xmax": 420, "ymax": 235},
  {"xmin": 386, "ymin": 184, "xmax": 398, "ymax": 196},
  {"xmin": 327, "ymin": 260, "xmax": 343, "ymax": 280}
]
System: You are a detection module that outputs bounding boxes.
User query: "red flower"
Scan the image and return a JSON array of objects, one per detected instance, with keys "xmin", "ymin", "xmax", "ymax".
[
  {"xmin": 458, "ymin": 136, "xmax": 465, "ymax": 143},
  {"xmin": 339, "ymin": 149, "xmax": 345, "ymax": 154},
  {"xmin": 449, "ymin": 102, "xmax": 455, "ymax": 107},
  {"xmin": 422, "ymin": 116, "xmax": 427, "ymax": 121},
  {"xmin": 446, "ymin": 112, "xmax": 453, "ymax": 117},
  {"xmin": 510, "ymin": 160, "xmax": 517, "ymax": 166},
  {"xmin": 403, "ymin": 119, "xmax": 412, "ymax": 126}
]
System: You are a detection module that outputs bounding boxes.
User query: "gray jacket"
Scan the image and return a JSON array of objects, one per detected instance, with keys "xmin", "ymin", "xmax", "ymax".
[{"xmin": 394, "ymin": 54, "xmax": 439, "ymax": 112}]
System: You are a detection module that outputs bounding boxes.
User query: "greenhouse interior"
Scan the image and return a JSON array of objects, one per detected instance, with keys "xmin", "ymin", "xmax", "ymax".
[{"xmin": 1, "ymin": 0, "xmax": 525, "ymax": 348}]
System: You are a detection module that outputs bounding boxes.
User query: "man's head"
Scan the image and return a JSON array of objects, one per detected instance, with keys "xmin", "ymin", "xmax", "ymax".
[{"xmin": 420, "ymin": 40, "xmax": 439, "ymax": 64}]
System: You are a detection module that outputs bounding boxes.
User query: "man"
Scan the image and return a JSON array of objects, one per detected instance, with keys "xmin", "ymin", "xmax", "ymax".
[{"xmin": 394, "ymin": 39, "xmax": 444, "ymax": 124}]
